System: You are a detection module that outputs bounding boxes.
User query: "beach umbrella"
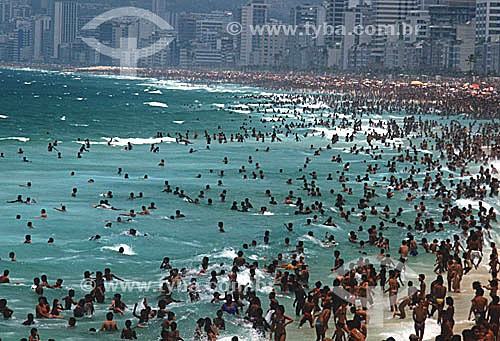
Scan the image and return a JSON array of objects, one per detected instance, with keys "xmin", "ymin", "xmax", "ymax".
[
  {"xmin": 470, "ymin": 84, "xmax": 480, "ymax": 89},
  {"xmin": 411, "ymin": 81, "xmax": 424, "ymax": 85}
]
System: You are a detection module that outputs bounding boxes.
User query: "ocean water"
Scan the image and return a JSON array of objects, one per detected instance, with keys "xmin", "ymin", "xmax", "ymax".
[{"xmin": 0, "ymin": 68, "xmax": 496, "ymax": 341}]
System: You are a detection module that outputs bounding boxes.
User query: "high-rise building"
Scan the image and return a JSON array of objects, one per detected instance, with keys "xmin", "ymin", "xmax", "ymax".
[
  {"xmin": 428, "ymin": 0, "xmax": 475, "ymax": 26},
  {"xmin": 11, "ymin": 4, "xmax": 31, "ymax": 19},
  {"xmin": 403, "ymin": 10, "xmax": 430, "ymax": 44},
  {"xmin": 326, "ymin": 0, "xmax": 346, "ymax": 45},
  {"xmin": 476, "ymin": 0, "xmax": 500, "ymax": 43},
  {"xmin": 33, "ymin": 15, "xmax": 52, "ymax": 61},
  {"xmin": 53, "ymin": 1, "xmax": 77, "ymax": 59},
  {"xmin": 290, "ymin": 4, "xmax": 326, "ymax": 46},
  {"xmin": 196, "ymin": 13, "xmax": 232, "ymax": 44},
  {"xmin": 178, "ymin": 13, "xmax": 197, "ymax": 43},
  {"xmin": 177, "ymin": 11, "xmax": 230, "ymax": 44},
  {"xmin": 476, "ymin": 0, "xmax": 500, "ymax": 72},
  {"xmin": 426, "ymin": 0, "xmax": 475, "ymax": 57},
  {"xmin": 288, "ymin": 4, "xmax": 327, "ymax": 69},
  {"xmin": 343, "ymin": 4, "xmax": 372, "ymax": 69},
  {"xmin": 41, "ymin": 0, "xmax": 54, "ymax": 15},
  {"xmin": 237, "ymin": 0, "xmax": 268, "ymax": 66},
  {"xmin": 0, "ymin": 0, "xmax": 10, "ymax": 23},
  {"xmin": 152, "ymin": 0, "xmax": 168, "ymax": 19},
  {"xmin": 290, "ymin": 4, "xmax": 324, "ymax": 26},
  {"xmin": 30, "ymin": 0, "xmax": 42, "ymax": 12},
  {"xmin": 111, "ymin": 19, "xmax": 140, "ymax": 50},
  {"xmin": 259, "ymin": 19, "xmax": 287, "ymax": 67},
  {"xmin": 372, "ymin": 0, "xmax": 416, "ymax": 59}
]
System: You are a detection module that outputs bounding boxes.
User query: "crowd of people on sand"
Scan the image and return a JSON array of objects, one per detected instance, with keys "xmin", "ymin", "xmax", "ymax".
[
  {"xmin": 114, "ymin": 68, "xmax": 500, "ymax": 120},
  {"xmin": 2, "ymin": 69, "xmax": 500, "ymax": 341}
]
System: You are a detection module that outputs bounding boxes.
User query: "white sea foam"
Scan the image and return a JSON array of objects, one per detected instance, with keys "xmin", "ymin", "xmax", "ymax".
[
  {"xmin": 0, "ymin": 115, "xmax": 7, "ymax": 119},
  {"xmin": 74, "ymin": 140, "xmax": 107, "ymax": 145},
  {"xmin": 148, "ymin": 90, "xmax": 163, "ymax": 94},
  {"xmin": 311, "ymin": 122, "xmax": 389, "ymax": 139},
  {"xmin": 138, "ymin": 80, "xmax": 252, "ymax": 94},
  {"xmin": 230, "ymin": 109, "xmax": 252, "ymax": 114},
  {"xmin": 456, "ymin": 198, "xmax": 498, "ymax": 213},
  {"xmin": 173, "ymin": 121, "xmax": 184, "ymax": 124},
  {"xmin": 379, "ymin": 318, "xmax": 440, "ymax": 340},
  {"xmin": 0, "ymin": 137, "xmax": 29, "ymax": 142},
  {"xmin": 251, "ymin": 211, "xmax": 275, "ymax": 216},
  {"xmin": 212, "ymin": 247, "xmax": 237, "ymax": 259},
  {"xmin": 237, "ymin": 268, "xmax": 268, "ymax": 287},
  {"xmin": 6, "ymin": 67, "xmax": 60, "ymax": 74},
  {"xmin": 138, "ymin": 80, "xmax": 205, "ymax": 91},
  {"xmin": 312, "ymin": 126, "xmax": 353, "ymax": 138},
  {"xmin": 144, "ymin": 102, "xmax": 168, "ymax": 108},
  {"xmin": 74, "ymin": 136, "xmax": 177, "ymax": 146},
  {"xmin": 101, "ymin": 244, "xmax": 136, "ymax": 255},
  {"xmin": 104, "ymin": 136, "xmax": 176, "ymax": 146},
  {"xmin": 363, "ymin": 125, "xmax": 388, "ymax": 135},
  {"xmin": 490, "ymin": 160, "xmax": 500, "ymax": 175},
  {"xmin": 90, "ymin": 74, "xmax": 147, "ymax": 81},
  {"xmin": 300, "ymin": 234, "xmax": 326, "ymax": 247}
]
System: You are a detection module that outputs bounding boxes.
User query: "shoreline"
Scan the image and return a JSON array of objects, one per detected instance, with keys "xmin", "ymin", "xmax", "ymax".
[
  {"xmin": 4, "ymin": 62, "xmax": 500, "ymax": 121},
  {"xmin": 2, "ymin": 61, "xmax": 500, "ymax": 94}
]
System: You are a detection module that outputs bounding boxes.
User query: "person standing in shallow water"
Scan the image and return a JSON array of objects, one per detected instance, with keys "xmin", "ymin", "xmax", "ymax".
[
  {"xmin": 313, "ymin": 303, "xmax": 331, "ymax": 341},
  {"xmin": 99, "ymin": 312, "xmax": 118, "ymax": 332},
  {"xmin": 270, "ymin": 305, "xmax": 293, "ymax": 341},
  {"xmin": 413, "ymin": 299, "xmax": 427, "ymax": 341}
]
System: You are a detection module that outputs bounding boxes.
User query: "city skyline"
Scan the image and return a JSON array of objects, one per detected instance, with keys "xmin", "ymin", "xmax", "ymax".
[{"xmin": 0, "ymin": 0, "xmax": 497, "ymax": 74}]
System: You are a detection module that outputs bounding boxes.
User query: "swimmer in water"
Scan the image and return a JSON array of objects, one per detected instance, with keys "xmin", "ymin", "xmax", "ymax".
[
  {"xmin": 34, "ymin": 209, "xmax": 47, "ymax": 218},
  {"xmin": 54, "ymin": 204, "xmax": 66, "ymax": 212},
  {"xmin": 137, "ymin": 206, "xmax": 150, "ymax": 215},
  {"xmin": 7, "ymin": 195, "xmax": 23, "ymax": 203}
]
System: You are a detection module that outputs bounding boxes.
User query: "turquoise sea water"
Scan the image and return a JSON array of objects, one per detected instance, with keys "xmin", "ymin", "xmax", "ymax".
[{"xmin": 0, "ymin": 68, "xmax": 497, "ymax": 340}]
